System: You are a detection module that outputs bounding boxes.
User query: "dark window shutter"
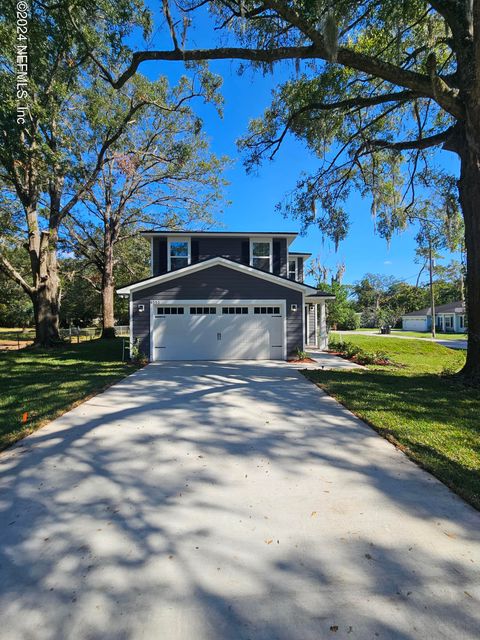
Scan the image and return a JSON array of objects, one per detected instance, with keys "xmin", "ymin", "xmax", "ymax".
[
  {"xmin": 191, "ymin": 240, "xmax": 199, "ymax": 264},
  {"xmin": 241, "ymin": 241, "xmax": 250, "ymax": 265},
  {"xmin": 272, "ymin": 240, "xmax": 281, "ymax": 275},
  {"xmin": 158, "ymin": 239, "xmax": 167, "ymax": 274}
]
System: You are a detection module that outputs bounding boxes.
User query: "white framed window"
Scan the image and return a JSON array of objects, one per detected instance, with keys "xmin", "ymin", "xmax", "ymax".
[
  {"xmin": 444, "ymin": 315, "xmax": 454, "ymax": 329},
  {"xmin": 288, "ymin": 259, "xmax": 297, "ymax": 281},
  {"xmin": 168, "ymin": 237, "xmax": 190, "ymax": 271},
  {"xmin": 250, "ymin": 238, "xmax": 272, "ymax": 272}
]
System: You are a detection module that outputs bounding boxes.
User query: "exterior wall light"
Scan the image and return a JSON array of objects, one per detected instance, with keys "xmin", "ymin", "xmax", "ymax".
[
  {"xmin": 291, "ymin": 304, "xmax": 298, "ymax": 312},
  {"xmin": 138, "ymin": 304, "xmax": 145, "ymax": 312}
]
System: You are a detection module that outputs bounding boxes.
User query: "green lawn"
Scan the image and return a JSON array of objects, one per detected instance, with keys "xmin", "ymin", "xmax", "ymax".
[
  {"xmin": 0, "ymin": 327, "xmax": 35, "ymax": 342},
  {"xmin": 304, "ymin": 335, "xmax": 480, "ymax": 510},
  {"xmin": 0, "ymin": 339, "xmax": 138, "ymax": 450},
  {"xmin": 390, "ymin": 329, "xmax": 467, "ymax": 340},
  {"xmin": 345, "ymin": 328, "xmax": 468, "ymax": 340}
]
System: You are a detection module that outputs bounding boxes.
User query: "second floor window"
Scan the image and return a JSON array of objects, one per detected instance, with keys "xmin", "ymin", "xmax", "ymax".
[
  {"xmin": 288, "ymin": 259, "xmax": 297, "ymax": 280},
  {"xmin": 251, "ymin": 239, "xmax": 272, "ymax": 271},
  {"xmin": 168, "ymin": 238, "xmax": 190, "ymax": 271}
]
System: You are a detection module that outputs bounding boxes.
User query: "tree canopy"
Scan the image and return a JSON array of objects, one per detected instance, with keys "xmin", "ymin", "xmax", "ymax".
[{"xmin": 99, "ymin": 0, "xmax": 480, "ymax": 379}]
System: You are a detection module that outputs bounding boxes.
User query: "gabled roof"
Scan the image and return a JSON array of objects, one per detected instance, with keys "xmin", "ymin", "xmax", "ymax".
[
  {"xmin": 403, "ymin": 300, "xmax": 465, "ymax": 317},
  {"xmin": 117, "ymin": 256, "xmax": 328, "ymax": 296}
]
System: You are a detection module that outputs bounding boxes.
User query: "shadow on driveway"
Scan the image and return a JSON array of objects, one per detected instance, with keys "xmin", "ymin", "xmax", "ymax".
[{"xmin": 0, "ymin": 361, "xmax": 479, "ymax": 639}]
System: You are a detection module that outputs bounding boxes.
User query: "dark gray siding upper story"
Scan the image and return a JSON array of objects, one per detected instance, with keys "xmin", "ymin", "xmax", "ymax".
[
  {"xmin": 297, "ymin": 257, "xmax": 304, "ymax": 282},
  {"xmin": 152, "ymin": 236, "xmax": 288, "ymax": 278},
  {"xmin": 132, "ymin": 265, "xmax": 303, "ymax": 359}
]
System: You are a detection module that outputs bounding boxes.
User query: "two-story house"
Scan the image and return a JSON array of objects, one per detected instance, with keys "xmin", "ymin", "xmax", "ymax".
[{"xmin": 117, "ymin": 231, "xmax": 333, "ymax": 361}]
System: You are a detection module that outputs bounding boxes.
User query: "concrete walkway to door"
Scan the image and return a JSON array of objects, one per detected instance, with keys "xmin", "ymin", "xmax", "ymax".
[{"xmin": 0, "ymin": 362, "xmax": 479, "ymax": 639}]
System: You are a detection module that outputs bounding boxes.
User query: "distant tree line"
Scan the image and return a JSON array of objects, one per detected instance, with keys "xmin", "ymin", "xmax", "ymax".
[
  {"xmin": 0, "ymin": 2, "xmax": 226, "ymax": 340},
  {"xmin": 312, "ymin": 261, "xmax": 465, "ymax": 331}
]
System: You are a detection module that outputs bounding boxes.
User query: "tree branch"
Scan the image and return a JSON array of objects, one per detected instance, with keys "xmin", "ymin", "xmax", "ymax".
[
  {"xmin": 107, "ymin": 46, "xmax": 459, "ymax": 111},
  {"xmin": 361, "ymin": 125, "xmax": 456, "ymax": 152},
  {"xmin": 0, "ymin": 252, "xmax": 34, "ymax": 296}
]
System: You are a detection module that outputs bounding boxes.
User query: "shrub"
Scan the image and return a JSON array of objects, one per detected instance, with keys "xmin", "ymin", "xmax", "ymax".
[
  {"xmin": 295, "ymin": 347, "xmax": 308, "ymax": 360},
  {"xmin": 338, "ymin": 308, "xmax": 360, "ymax": 330},
  {"xmin": 328, "ymin": 338, "xmax": 391, "ymax": 366}
]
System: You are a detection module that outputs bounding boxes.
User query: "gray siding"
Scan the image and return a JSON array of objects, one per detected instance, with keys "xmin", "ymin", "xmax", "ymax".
[
  {"xmin": 297, "ymin": 257, "xmax": 304, "ymax": 282},
  {"xmin": 151, "ymin": 236, "xmax": 288, "ymax": 277},
  {"xmin": 152, "ymin": 237, "xmax": 167, "ymax": 275},
  {"xmin": 132, "ymin": 265, "xmax": 303, "ymax": 359}
]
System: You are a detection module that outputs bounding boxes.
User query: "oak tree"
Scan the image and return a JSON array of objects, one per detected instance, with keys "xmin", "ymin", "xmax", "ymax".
[{"xmin": 102, "ymin": 0, "xmax": 480, "ymax": 381}]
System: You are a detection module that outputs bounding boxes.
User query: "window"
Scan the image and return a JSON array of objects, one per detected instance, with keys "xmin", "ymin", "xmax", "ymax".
[
  {"xmin": 288, "ymin": 259, "xmax": 297, "ymax": 281},
  {"xmin": 168, "ymin": 238, "xmax": 190, "ymax": 271},
  {"xmin": 222, "ymin": 307, "xmax": 249, "ymax": 314},
  {"xmin": 444, "ymin": 315, "xmax": 454, "ymax": 329},
  {"xmin": 190, "ymin": 307, "xmax": 216, "ymax": 315},
  {"xmin": 156, "ymin": 306, "xmax": 184, "ymax": 315},
  {"xmin": 254, "ymin": 306, "xmax": 280, "ymax": 315},
  {"xmin": 250, "ymin": 239, "xmax": 272, "ymax": 272}
]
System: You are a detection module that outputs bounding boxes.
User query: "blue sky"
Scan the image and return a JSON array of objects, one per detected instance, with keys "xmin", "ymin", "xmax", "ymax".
[{"xmin": 132, "ymin": 9, "xmax": 461, "ymax": 286}]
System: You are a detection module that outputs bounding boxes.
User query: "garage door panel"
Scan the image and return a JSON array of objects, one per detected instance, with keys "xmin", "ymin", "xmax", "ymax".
[{"xmin": 152, "ymin": 303, "xmax": 284, "ymax": 361}]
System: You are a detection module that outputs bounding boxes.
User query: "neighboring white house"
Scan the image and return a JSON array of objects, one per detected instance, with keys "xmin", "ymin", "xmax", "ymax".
[{"xmin": 402, "ymin": 300, "xmax": 467, "ymax": 334}]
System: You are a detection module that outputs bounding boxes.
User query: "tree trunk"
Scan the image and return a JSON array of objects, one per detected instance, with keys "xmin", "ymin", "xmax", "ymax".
[
  {"xmin": 101, "ymin": 241, "xmax": 116, "ymax": 339},
  {"xmin": 32, "ymin": 230, "xmax": 61, "ymax": 347},
  {"xmin": 457, "ymin": 121, "xmax": 480, "ymax": 381}
]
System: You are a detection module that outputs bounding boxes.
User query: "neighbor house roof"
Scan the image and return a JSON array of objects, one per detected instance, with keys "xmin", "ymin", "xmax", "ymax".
[
  {"xmin": 117, "ymin": 256, "xmax": 333, "ymax": 296},
  {"xmin": 402, "ymin": 300, "xmax": 465, "ymax": 317}
]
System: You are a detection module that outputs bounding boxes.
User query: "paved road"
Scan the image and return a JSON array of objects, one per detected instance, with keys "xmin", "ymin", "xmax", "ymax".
[
  {"xmin": 337, "ymin": 330, "xmax": 468, "ymax": 350},
  {"xmin": 1, "ymin": 362, "xmax": 479, "ymax": 639}
]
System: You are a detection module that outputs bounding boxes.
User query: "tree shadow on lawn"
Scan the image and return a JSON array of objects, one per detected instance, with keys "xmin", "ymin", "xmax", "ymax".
[
  {"xmin": 0, "ymin": 362, "xmax": 479, "ymax": 639},
  {"xmin": 304, "ymin": 368, "xmax": 480, "ymax": 509}
]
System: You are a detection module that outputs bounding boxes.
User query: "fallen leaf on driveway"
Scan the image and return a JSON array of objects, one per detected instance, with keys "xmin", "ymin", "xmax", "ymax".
[{"xmin": 265, "ymin": 539, "xmax": 273, "ymax": 544}]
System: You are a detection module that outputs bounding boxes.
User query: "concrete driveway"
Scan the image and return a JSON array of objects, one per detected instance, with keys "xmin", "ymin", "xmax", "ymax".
[{"xmin": 1, "ymin": 362, "xmax": 479, "ymax": 640}]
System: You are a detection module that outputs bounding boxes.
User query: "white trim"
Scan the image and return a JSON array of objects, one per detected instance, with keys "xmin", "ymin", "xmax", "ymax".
[
  {"xmin": 249, "ymin": 237, "xmax": 272, "ymax": 272},
  {"xmin": 301, "ymin": 292, "xmax": 305, "ymax": 351},
  {"xmin": 306, "ymin": 303, "xmax": 310, "ymax": 347},
  {"xmin": 117, "ymin": 257, "xmax": 317, "ymax": 295},
  {"xmin": 149, "ymin": 300, "xmax": 154, "ymax": 363},
  {"xmin": 150, "ymin": 298, "xmax": 287, "ymax": 305},
  {"xmin": 150, "ymin": 239, "xmax": 154, "ymax": 274},
  {"xmin": 314, "ymin": 304, "xmax": 318, "ymax": 348},
  {"xmin": 167, "ymin": 236, "xmax": 191, "ymax": 272},
  {"xmin": 129, "ymin": 294, "xmax": 133, "ymax": 358},
  {"xmin": 287, "ymin": 257, "xmax": 297, "ymax": 281},
  {"xmin": 142, "ymin": 231, "xmax": 298, "ymax": 239},
  {"xmin": 150, "ymin": 298, "xmax": 287, "ymax": 361}
]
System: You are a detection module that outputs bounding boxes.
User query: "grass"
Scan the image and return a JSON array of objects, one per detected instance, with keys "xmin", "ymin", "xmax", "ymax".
[
  {"xmin": 303, "ymin": 334, "xmax": 480, "ymax": 510},
  {"xmin": 390, "ymin": 330, "xmax": 467, "ymax": 340},
  {"xmin": 344, "ymin": 328, "xmax": 468, "ymax": 340},
  {"xmin": 0, "ymin": 338, "xmax": 138, "ymax": 451},
  {"xmin": 0, "ymin": 327, "xmax": 35, "ymax": 342}
]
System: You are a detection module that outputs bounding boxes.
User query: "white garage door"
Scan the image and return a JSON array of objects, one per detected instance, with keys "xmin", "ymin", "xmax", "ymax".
[
  {"xmin": 403, "ymin": 317, "xmax": 427, "ymax": 332},
  {"xmin": 152, "ymin": 302, "xmax": 285, "ymax": 361}
]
